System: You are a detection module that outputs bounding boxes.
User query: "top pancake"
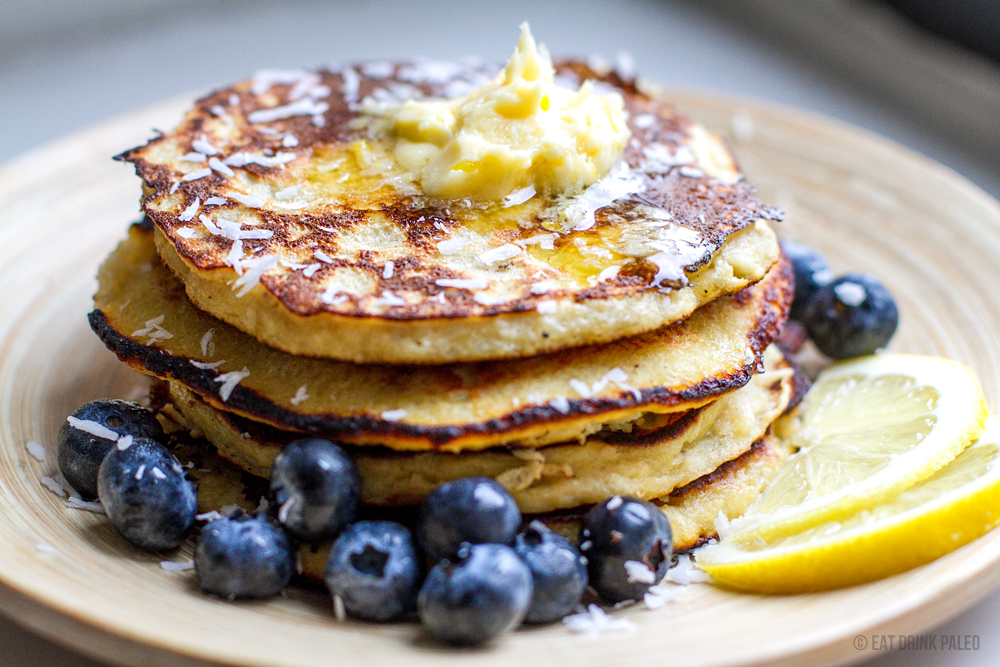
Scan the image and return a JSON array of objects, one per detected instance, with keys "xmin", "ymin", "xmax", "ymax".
[{"xmin": 120, "ymin": 60, "xmax": 782, "ymax": 364}]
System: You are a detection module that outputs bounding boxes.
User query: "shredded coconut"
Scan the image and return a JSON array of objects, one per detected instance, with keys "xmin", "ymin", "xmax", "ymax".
[
  {"xmin": 333, "ymin": 594, "xmax": 347, "ymax": 622},
  {"xmin": 26, "ymin": 441, "xmax": 46, "ymax": 462},
  {"xmin": 515, "ymin": 233, "xmax": 558, "ymax": 250},
  {"xmin": 192, "ymin": 137, "xmax": 220, "ymax": 156},
  {"xmin": 290, "ymin": 385, "xmax": 310, "ymax": 406},
  {"xmin": 536, "ymin": 300, "xmax": 557, "ymax": 314},
  {"xmin": 160, "ymin": 560, "xmax": 195, "ymax": 572},
  {"xmin": 383, "ymin": 261, "xmax": 394, "ymax": 280},
  {"xmin": 66, "ymin": 416, "xmax": 119, "ymax": 441},
  {"xmin": 179, "ymin": 197, "xmax": 201, "ymax": 222},
  {"xmin": 41, "ymin": 476, "xmax": 67, "ymax": 497},
  {"xmin": 204, "ymin": 196, "xmax": 228, "ymax": 206},
  {"xmin": 275, "ymin": 185, "xmax": 301, "ymax": 200},
  {"xmin": 214, "ymin": 367, "xmax": 250, "ymax": 402},
  {"xmin": 224, "ymin": 151, "xmax": 297, "ymax": 169},
  {"xmin": 248, "ymin": 98, "xmax": 329, "ymax": 124},
  {"xmin": 200, "ymin": 329, "xmax": 216, "ymax": 357},
  {"xmin": 563, "ymin": 605, "xmax": 636, "ymax": 635},
  {"xmin": 834, "ymin": 281, "xmax": 867, "ymax": 307},
  {"xmin": 182, "ymin": 167, "xmax": 212, "ymax": 182},
  {"xmin": 226, "ymin": 191, "xmax": 265, "ymax": 209},
  {"xmin": 314, "ymin": 250, "xmax": 333, "ymax": 263},
  {"xmin": 633, "ymin": 113, "xmax": 656, "ymax": 130},
  {"xmin": 435, "ymin": 278, "xmax": 488, "ymax": 290},
  {"xmin": 67, "ymin": 497, "xmax": 105, "ymax": 513},
  {"xmin": 479, "ymin": 243, "xmax": 522, "ymax": 265},
  {"xmin": 381, "ymin": 409, "xmax": 408, "ymax": 421},
  {"xmin": 209, "ymin": 157, "xmax": 236, "ymax": 178},
  {"xmin": 436, "ymin": 237, "xmax": 467, "ymax": 255},
  {"xmin": 191, "ymin": 360, "xmax": 225, "ymax": 370},
  {"xmin": 131, "ymin": 315, "xmax": 173, "ymax": 345},
  {"xmin": 667, "ymin": 553, "xmax": 711, "ymax": 585},
  {"xmin": 549, "ymin": 396, "xmax": 570, "ymax": 414},
  {"xmin": 282, "ymin": 135, "xmax": 299, "ymax": 148},
  {"xmin": 375, "ymin": 290, "xmax": 407, "ymax": 307},
  {"xmin": 624, "ymin": 560, "xmax": 656, "ymax": 584},
  {"xmin": 179, "ymin": 152, "xmax": 207, "ymax": 163},
  {"xmin": 502, "ymin": 185, "xmax": 536, "ymax": 207},
  {"xmin": 233, "ymin": 255, "xmax": 278, "ymax": 297},
  {"xmin": 116, "ymin": 435, "xmax": 133, "ymax": 451},
  {"xmin": 607, "ymin": 495, "xmax": 623, "ymax": 510}
]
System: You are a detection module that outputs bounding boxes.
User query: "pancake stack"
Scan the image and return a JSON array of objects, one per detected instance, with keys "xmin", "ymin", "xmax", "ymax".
[{"xmin": 91, "ymin": 57, "xmax": 797, "ymax": 574}]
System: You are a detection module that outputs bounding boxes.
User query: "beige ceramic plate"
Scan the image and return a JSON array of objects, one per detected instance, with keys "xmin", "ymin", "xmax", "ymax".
[{"xmin": 1, "ymin": 91, "xmax": 999, "ymax": 667}]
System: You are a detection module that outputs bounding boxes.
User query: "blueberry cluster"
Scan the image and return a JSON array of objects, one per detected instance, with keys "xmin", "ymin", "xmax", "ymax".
[
  {"xmin": 58, "ymin": 408, "xmax": 676, "ymax": 645},
  {"xmin": 783, "ymin": 239, "xmax": 898, "ymax": 359},
  {"xmin": 58, "ymin": 400, "xmax": 198, "ymax": 551}
]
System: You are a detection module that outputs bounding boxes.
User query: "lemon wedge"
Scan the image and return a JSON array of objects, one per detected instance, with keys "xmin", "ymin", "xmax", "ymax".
[
  {"xmin": 726, "ymin": 354, "xmax": 988, "ymax": 542},
  {"xmin": 697, "ymin": 416, "xmax": 1000, "ymax": 592}
]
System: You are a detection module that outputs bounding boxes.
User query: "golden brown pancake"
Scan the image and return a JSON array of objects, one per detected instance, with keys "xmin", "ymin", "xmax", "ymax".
[
  {"xmin": 155, "ymin": 343, "xmax": 795, "ymax": 513},
  {"xmin": 120, "ymin": 60, "xmax": 782, "ymax": 364},
  {"xmin": 91, "ymin": 222, "xmax": 792, "ymax": 452}
]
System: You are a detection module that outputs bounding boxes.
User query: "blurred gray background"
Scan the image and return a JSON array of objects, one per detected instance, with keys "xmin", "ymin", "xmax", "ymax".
[{"xmin": 1, "ymin": 1, "xmax": 999, "ymax": 666}]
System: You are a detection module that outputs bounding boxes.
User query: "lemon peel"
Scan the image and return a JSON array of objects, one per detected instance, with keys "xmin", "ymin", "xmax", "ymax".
[{"xmin": 697, "ymin": 417, "xmax": 1000, "ymax": 593}]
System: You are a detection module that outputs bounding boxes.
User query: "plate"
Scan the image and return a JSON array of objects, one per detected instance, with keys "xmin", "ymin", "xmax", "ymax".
[{"xmin": 1, "ymin": 91, "xmax": 999, "ymax": 667}]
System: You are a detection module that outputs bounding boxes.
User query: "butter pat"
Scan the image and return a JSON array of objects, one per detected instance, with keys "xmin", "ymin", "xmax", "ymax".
[{"xmin": 392, "ymin": 23, "xmax": 630, "ymax": 201}]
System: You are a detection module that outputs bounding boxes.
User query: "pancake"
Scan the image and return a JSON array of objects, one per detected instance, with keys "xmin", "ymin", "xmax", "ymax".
[
  {"xmin": 91, "ymin": 222, "xmax": 792, "ymax": 452},
  {"xmin": 154, "ymin": 343, "xmax": 796, "ymax": 513},
  {"xmin": 120, "ymin": 60, "xmax": 782, "ymax": 364},
  {"xmin": 170, "ymin": 420, "xmax": 793, "ymax": 582}
]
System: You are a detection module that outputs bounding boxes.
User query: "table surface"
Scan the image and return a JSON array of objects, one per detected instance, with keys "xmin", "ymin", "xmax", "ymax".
[{"xmin": 1, "ymin": 1, "xmax": 998, "ymax": 665}]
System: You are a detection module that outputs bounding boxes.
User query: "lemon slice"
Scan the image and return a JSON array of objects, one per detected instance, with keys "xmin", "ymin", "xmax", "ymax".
[
  {"xmin": 727, "ymin": 354, "xmax": 988, "ymax": 541},
  {"xmin": 697, "ymin": 417, "xmax": 1000, "ymax": 592}
]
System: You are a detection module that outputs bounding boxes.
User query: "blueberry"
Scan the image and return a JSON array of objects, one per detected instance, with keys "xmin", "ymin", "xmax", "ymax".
[
  {"xmin": 579, "ymin": 496, "xmax": 672, "ymax": 603},
  {"xmin": 782, "ymin": 239, "xmax": 835, "ymax": 322},
  {"xmin": 803, "ymin": 272, "xmax": 898, "ymax": 359},
  {"xmin": 270, "ymin": 438, "xmax": 360, "ymax": 543},
  {"xmin": 97, "ymin": 437, "xmax": 198, "ymax": 551},
  {"xmin": 58, "ymin": 399, "xmax": 165, "ymax": 498},
  {"xmin": 325, "ymin": 520, "xmax": 422, "ymax": 621},
  {"xmin": 418, "ymin": 543, "xmax": 532, "ymax": 646},
  {"xmin": 417, "ymin": 477, "xmax": 521, "ymax": 561},
  {"xmin": 195, "ymin": 512, "xmax": 296, "ymax": 600},
  {"xmin": 513, "ymin": 520, "xmax": 588, "ymax": 623}
]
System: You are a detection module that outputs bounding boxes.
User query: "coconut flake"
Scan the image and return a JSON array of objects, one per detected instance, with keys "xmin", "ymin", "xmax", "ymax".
[
  {"xmin": 290, "ymin": 385, "xmax": 310, "ymax": 406},
  {"xmin": 176, "ymin": 227, "xmax": 196, "ymax": 239},
  {"xmin": 209, "ymin": 157, "xmax": 236, "ymax": 178},
  {"xmin": 607, "ymin": 495, "xmax": 624, "ymax": 510},
  {"xmin": 624, "ymin": 560, "xmax": 656, "ymax": 584},
  {"xmin": 565, "ymin": 164, "xmax": 645, "ymax": 231},
  {"xmin": 160, "ymin": 560, "xmax": 195, "ymax": 572},
  {"xmin": 233, "ymin": 255, "xmax": 278, "ymax": 297},
  {"xmin": 41, "ymin": 476, "xmax": 67, "ymax": 497},
  {"xmin": 26, "ymin": 441, "xmax": 46, "ymax": 462},
  {"xmin": 375, "ymin": 290, "xmax": 406, "ymax": 307},
  {"xmin": 214, "ymin": 367, "xmax": 250, "ymax": 402},
  {"xmin": 200, "ymin": 329, "xmax": 216, "ymax": 357},
  {"xmin": 151, "ymin": 467, "xmax": 167, "ymax": 480},
  {"xmin": 383, "ymin": 261, "xmax": 394, "ymax": 280},
  {"xmin": 191, "ymin": 360, "xmax": 225, "ymax": 370},
  {"xmin": 182, "ymin": 167, "xmax": 213, "ymax": 182},
  {"xmin": 633, "ymin": 113, "xmax": 656, "ymax": 130},
  {"xmin": 563, "ymin": 605, "xmax": 636, "ymax": 635},
  {"xmin": 248, "ymin": 98, "xmax": 329, "ymax": 124},
  {"xmin": 116, "ymin": 435, "xmax": 133, "ymax": 451},
  {"xmin": 282, "ymin": 135, "xmax": 299, "ymax": 148},
  {"xmin": 643, "ymin": 585, "xmax": 681, "ymax": 609},
  {"xmin": 381, "ymin": 409, "xmax": 408, "ymax": 421},
  {"xmin": 667, "ymin": 553, "xmax": 711, "ymax": 585},
  {"xmin": 66, "ymin": 416, "xmax": 119, "ymax": 441},
  {"xmin": 479, "ymin": 243, "xmax": 522, "ymax": 265},
  {"xmin": 224, "ymin": 151, "xmax": 298, "ymax": 169},
  {"xmin": 179, "ymin": 152, "xmax": 207, "ymax": 163},
  {"xmin": 435, "ymin": 278, "xmax": 488, "ymax": 290},
  {"xmin": 205, "ymin": 196, "xmax": 228, "ymax": 206},
  {"xmin": 536, "ymin": 300, "xmax": 557, "ymax": 314},
  {"xmin": 516, "ymin": 233, "xmax": 558, "ymax": 250},
  {"xmin": 436, "ymin": 237, "xmax": 467, "ymax": 255},
  {"xmin": 834, "ymin": 281, "xmax": 867, "ymax": 307},
  {"xmin": 196, "ymin": 510, "xmax": 225, "ymax": 522},
  {"xmin": 192, "ymin": 137, "xmax": 220, "ymax": 156},
  {"xmin": 67, "ymin": 497, "xmax": 105, "ymax": 513},
  {"xmin": 275, "ymin": 185, "xmax": 301, "ymax": 200},
  {"xmin": 333, "ymin": 594, "xmax": 347, "ymax": 622},
  {"xmin": 549, "ymin": 396, "xmax": 570, "ymax": 414},
  {"xmin": 314, "ymin": 250, "xmax": 333, "ymax": 263},
  {"xmin": 131, "ymin": 315, "xmax": 173, "ymax": 345},
  {"xmin": 226, "ymin": 191, "xmax": 265, "ymax": 209},
  {"xmin": 641, "ymin": 143, "xmax": 695, "ymax": 171},
  {"xmin": 502, "ymin": 185, "xmax": 536, "ymax": 207},
  {"xmin": 179, "ymin": 197, "xmax": 201, "ymax": 222}
]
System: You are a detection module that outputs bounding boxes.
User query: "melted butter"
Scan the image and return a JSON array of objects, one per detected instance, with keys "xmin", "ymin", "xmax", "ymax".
[{"xmin": 389, "ymin": 23, "xmax": 630, "ymax": 201}]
